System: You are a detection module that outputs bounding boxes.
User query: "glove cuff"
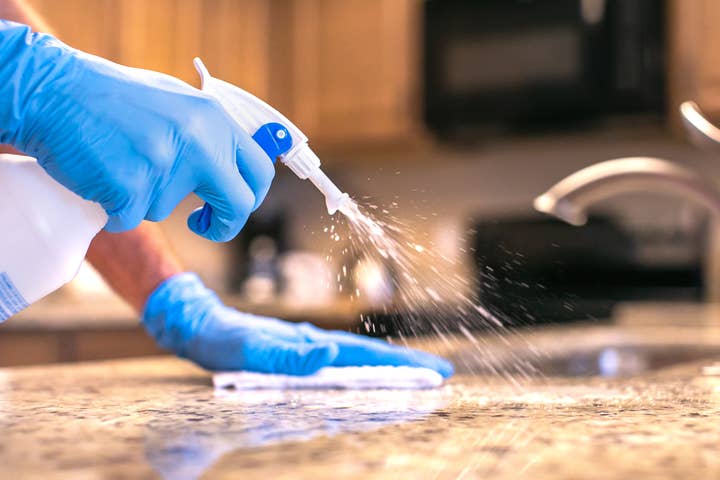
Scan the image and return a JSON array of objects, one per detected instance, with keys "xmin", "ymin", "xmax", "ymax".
[
  {"xmin": 0, "ymin": 21, "xmax": 74, "ymax": 148},
  {"xmin": 0, "ymin": 21, "xmax": 34, "ymax": 144},
  {"xmin": 141, "ymin": 272, "xmax": 220, "ymax": 355}
]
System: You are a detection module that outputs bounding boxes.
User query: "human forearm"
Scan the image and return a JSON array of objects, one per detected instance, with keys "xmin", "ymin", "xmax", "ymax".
[{"xmin": 86, "ymin": 223, "xmax": 183, "ymax": 313}]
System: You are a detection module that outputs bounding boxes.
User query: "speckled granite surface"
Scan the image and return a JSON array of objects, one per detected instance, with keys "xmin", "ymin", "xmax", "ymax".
[{"xmin": 0, "ymin": 326, "xmax": 719, "ymax": 479}]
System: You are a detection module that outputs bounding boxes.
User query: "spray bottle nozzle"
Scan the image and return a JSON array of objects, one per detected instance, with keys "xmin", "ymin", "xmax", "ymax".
[
  {"xmin": 306, "ymin": 168, "xmax": 350, "ymax": 215},
  {"xmin": 327, "ymin": 192, "xmax": 351, "ymax": 215},
  {"xmin": 193, "ymin": 59, "xmax": 350, "ymax": 216},
  {"xmin": 280, "ymin": 145, "xmax": 351, "ymax": 215}
]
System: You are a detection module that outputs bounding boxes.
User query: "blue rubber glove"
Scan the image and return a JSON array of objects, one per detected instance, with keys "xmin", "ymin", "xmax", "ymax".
[
  {"xmin": 0, "ymin": 21, "xmax": 272, "ymax": 241},
  {"xmin": 142, "ymin": 273, "xmax": 454, "ymax": 378}
]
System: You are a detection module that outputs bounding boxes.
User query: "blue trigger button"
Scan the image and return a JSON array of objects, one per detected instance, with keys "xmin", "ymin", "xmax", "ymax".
[
  {"xmin": 252, "ymin": 123, "xmax": 293, "ymax": 163},
  {"xmin": 197, "ymin": 204, "xmax": 212, "ymax": 233}
]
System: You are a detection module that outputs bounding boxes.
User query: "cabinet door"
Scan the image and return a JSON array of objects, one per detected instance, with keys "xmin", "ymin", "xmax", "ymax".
[
  {"xmin": 26, "ymin": 0, "xmax": 118, "ymax": 58},
  {"xmin": 696, "ymin": 0, "xmax": 720, "ymax": 113},
  {"xmin": 668, "ymin": 0, "xmax": 720, "ymax": 127},
  {"xmin": 270, "ymin": 0, "xmax": 420, "ymax": 147},
  {"xmin": 26, "ymin": 0, "xmax": 271, "ymax": 93},
  {"xmin": 26, "ymin": 0, "xmax": 419, "ymax": 147}
]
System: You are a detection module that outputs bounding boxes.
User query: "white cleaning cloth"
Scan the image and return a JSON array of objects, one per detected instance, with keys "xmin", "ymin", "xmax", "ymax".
[{"xmin": 213, "ymin": 366, "xmax": 444, "ymax": 390}]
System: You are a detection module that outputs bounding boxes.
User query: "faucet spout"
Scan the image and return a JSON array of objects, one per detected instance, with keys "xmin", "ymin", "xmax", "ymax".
[
  {"xmin": 680, "ymin": 101, "xmax": 720, "ymax": 150},
  {"xmin": 534, "ymin": 157, "xmax": 720, "ymax": 225}
]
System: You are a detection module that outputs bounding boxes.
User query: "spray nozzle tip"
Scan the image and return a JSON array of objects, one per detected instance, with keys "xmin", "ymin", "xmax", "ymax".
[{"xmin": 326, "ymin": 192, "xmax": 350, "ymax": 215}]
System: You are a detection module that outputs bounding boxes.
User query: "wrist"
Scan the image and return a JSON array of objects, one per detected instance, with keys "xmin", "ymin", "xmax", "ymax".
[
  {"xmin": 141, "ymin": 272, "xmax": 219, "ymax": 353},
  {"xmin": 86, "ymin": 227, "xmax": 185, "ymax": 314},
  {"xmin": 0, "ymin": 21, "xmax": 75, "ymax": 150},
  {"xmin": 0, "ymin": 20, "xmax": 32, "ymax": 144}
]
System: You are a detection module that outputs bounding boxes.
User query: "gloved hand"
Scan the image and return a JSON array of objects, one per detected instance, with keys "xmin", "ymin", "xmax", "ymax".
[
  {"xmin": 142, "ymin": 273, "xmax": 454, "ymax": 377},
  {"xmin": 0, "ymin": 21, "xmax": 272, "ymax": 241}
]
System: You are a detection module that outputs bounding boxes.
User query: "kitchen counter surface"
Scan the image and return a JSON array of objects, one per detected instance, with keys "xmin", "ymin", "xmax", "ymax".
[{"xmin": 1, "ymin": 325, "xmax": 720, "ymax": 479}]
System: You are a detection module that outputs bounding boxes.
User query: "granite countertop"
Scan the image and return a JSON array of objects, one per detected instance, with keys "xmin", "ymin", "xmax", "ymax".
[{"xmin": 1, "ymin": 325, "xmax": 719, "ymax": 479}]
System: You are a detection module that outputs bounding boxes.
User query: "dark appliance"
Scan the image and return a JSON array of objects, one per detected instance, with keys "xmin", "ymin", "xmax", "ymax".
[
  {"xmin": 423, "ymin": 0, "xmax": 666, "ymax": 136},
  {"xmin": 227, "ymin": 213, "xmax": 288, "ymax": 294},
  {"xmin": 472, "ymin": 215, "xmax": 705, "ymax": 326}
]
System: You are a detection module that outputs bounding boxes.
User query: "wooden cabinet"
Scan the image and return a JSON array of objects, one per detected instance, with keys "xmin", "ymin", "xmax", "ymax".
[
  {"xmin": 668, "ymin": 0, "xmax": 720, "ymax": 129},
  {"xmin": 0, "ymin": 327, "xmax": 164, "ymax": 367},
  {"xmin": 27, "ymin": 0, "xmax": 272, "ymax": 96},
  {"xmin": 267, "ymin": 0, "xmax": 421, "ymax": 147},
  {"xmin": 25, "ymin": 0, "xmax": 421, "ymax": 149}
]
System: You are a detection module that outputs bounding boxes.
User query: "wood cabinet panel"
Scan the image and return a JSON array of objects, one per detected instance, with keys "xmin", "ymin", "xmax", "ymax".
[
  {"xmin": 27, "ymin": 0, "xmax": 270, "ymax": 91},
  {"xmin": 24, "ymin": 0, "xmax": 420, "ymax": 148},
  {"xmin": 28, "ymin": 0, "xmax": 118, "ymax": 57},
  {"xmin": 275, "ymin": 0, "xmax": 420, "ymax": 146},
  {"xmin": 73, "ymin": 329, "xmax": 163, "ymax": 361},
  {"xmin": 0, "ymin": 333, "xmax": 62, "ymax": 366},
  {"xmin": 115, "ymin": 0, "xmax": 177, "ymax": 75},
  {"xmin": 0, "ymin": 329, "xmax": 165, "ymax": 367},
  {"xmin": 199, "ymin": 0, "xmax": 270, "ymax": 97},
  {"xmin": 669, "ymin": 0, "xmax": 720, "ymax": 125},
  {"xmin": 698, "ymin": 0, "xmax": 720, "ymax": 87}
]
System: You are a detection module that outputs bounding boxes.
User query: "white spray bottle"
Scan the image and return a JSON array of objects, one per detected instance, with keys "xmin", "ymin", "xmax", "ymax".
[
  {"xmin": 0, "ymin": 154, "xmax": 107, "ymax": 320},
  {"xmin": 0, "ymin": 58, "xmax": 349, "ymax": 320}
]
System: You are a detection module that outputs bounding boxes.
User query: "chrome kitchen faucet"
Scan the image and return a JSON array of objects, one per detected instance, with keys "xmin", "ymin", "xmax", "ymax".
[
  {"xmin": 534, "ymin": 102, "xmax": 720, "ymax": 304},
  {"xmin": 535, "ymin": 102, "xmax": 720, "ymax": 225}
]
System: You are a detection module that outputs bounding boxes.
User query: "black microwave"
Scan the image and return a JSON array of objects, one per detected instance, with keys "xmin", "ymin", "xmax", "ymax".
[{"xmin": 423, "ymin": 0, "xmax": 665, "ymax": 136}]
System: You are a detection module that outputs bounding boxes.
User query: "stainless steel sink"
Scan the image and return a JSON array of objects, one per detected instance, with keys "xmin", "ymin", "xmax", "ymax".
[
  {"xmin": 526, "ymin": 343, "xmax": 720, "ymax": 377},
  {"xmin": 442, "ymin": 323, "xmax": 720, "ymax": 379}
]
